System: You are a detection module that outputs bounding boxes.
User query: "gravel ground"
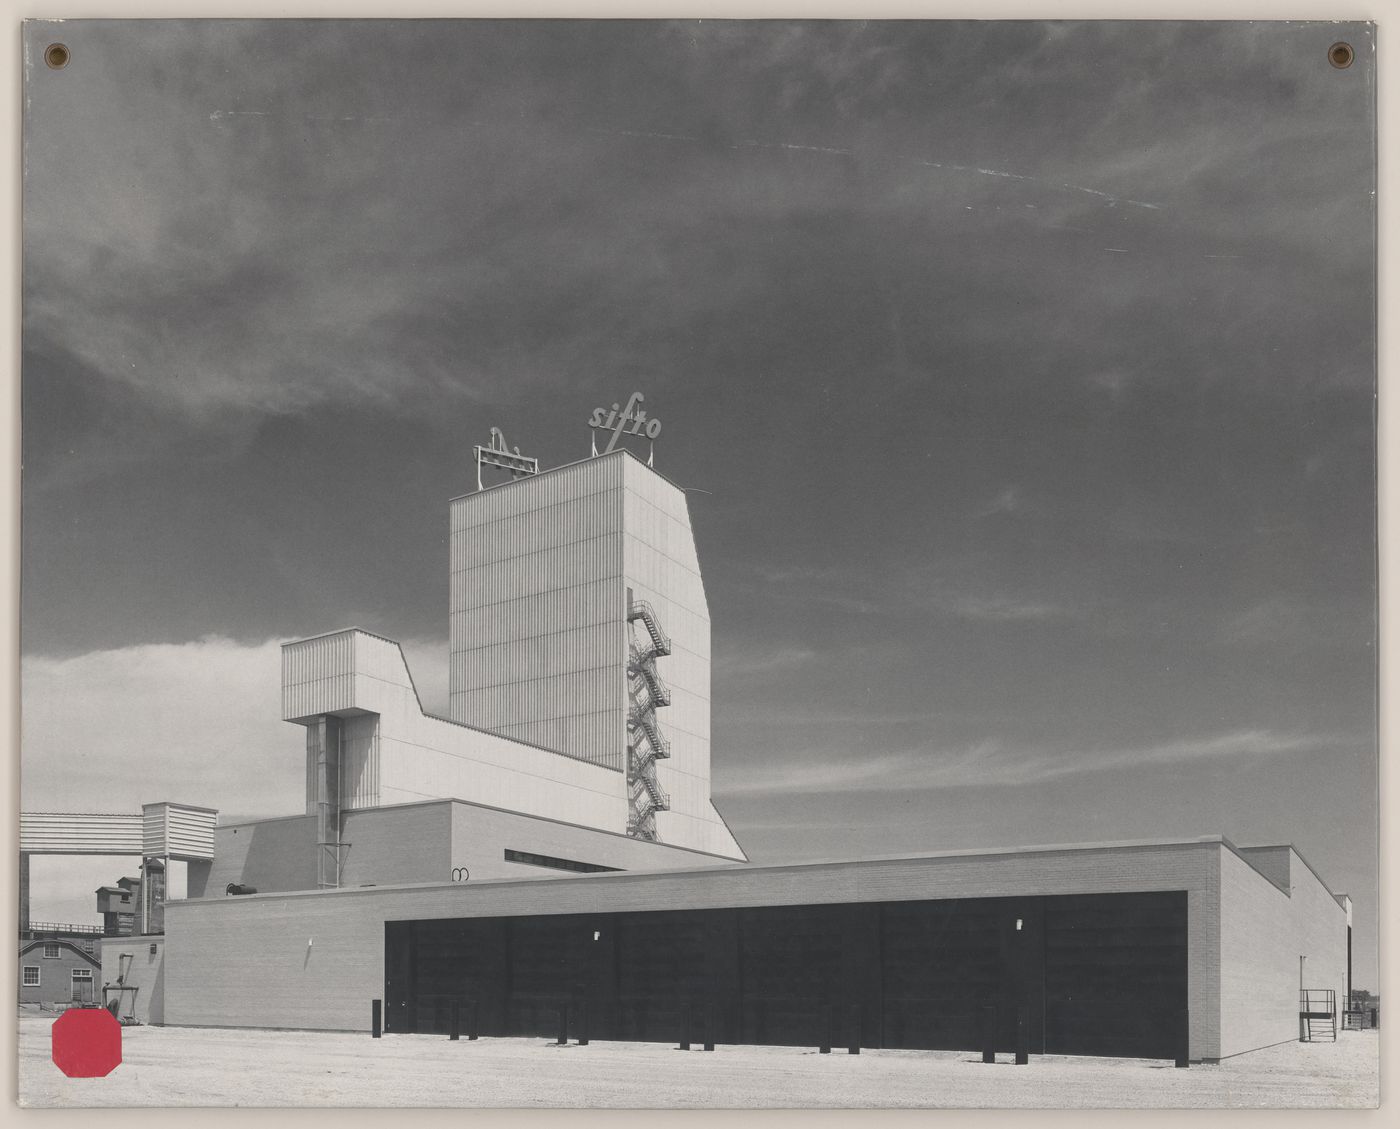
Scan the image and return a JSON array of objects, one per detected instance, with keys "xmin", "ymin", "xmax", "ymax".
[{"xmin": 16, "ymin": 1016, "xmax": 1379, "ymax": 1109}]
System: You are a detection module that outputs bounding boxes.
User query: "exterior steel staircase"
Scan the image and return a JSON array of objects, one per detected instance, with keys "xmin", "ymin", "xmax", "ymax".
[
  {"xmin": 626, "ymin": 596, "xmax": 672, "ymax": 842},
  {"xmin": 628, "ymin": 600, "xmax": 672, "ymax": 658},
  {"xmin": 1300, "ymin": 989, "xmax": 1337, "ymax": 1042}
]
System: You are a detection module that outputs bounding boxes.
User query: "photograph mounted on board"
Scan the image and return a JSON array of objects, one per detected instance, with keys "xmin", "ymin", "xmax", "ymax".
[{"xmin": 18, "ymin": 18, "xmax": 1378, "ymax": 1108}]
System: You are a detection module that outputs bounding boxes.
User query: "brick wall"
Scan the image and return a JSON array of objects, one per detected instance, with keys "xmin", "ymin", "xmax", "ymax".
[
  {"xmin": 98, "ymin": 936, "xmax": 165, "ymax": 1025},
  {"xmin": 1217, "ymin": 845, "xmax": 1348, "ymax": 1058},
  {"xmin": 164, "ymin": 839, "xmax": 1222, "ymax": 1050},
  {"xmin": 205, "ymin": 814, "xmax": 317, "ymax": 893}
]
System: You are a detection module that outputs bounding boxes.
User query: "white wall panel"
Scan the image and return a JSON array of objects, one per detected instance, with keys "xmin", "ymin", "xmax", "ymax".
[
  {"xmin": 449, "ymin": 454, "xmax": 628, "ymax": 771},
  {"xmin": 278, "ymin": 628, "xmax": 627, "ymax": 833},
  {"xmin": 340, "ymin": 714, "xmax": 381, "ymax": 811},
  {"xmin": 621, "ymin": 456, "xmax": 740, "ymax": 857},
  {"xmin": 282, "ymin": 632, "xmax": 357, "ymax": 721},
  {"xmin": 19, "ymin": 812, "xmax": 144, "ymax": 855}
]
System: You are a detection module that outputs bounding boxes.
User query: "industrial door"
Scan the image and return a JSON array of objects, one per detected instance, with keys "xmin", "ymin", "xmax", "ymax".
[
  {"xmin": 879, "ymin": 896, "xmax": 1044, "ymax": 1052},
  {"xmin": 1041, "ymin": 890, "xmax": 1188, "ymax": 1059}
]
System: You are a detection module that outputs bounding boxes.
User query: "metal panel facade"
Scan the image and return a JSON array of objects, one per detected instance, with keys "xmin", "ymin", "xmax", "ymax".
[
  {"xmin": 19, "ymin": 813, "xmax": 144, "ymax": 855},
  {"xmin": 621, "ymin": 457, "xmax": 739, "ymax": 857},
  {"xmin": 140, "ymin": 803, "xmax": 217, "ymax": 860},
  {"xmin": 282, "ymin": 631, "xmax": 357, "ymax": 721},
  {"xmin": 280, "ymin": 629, "xmax": 626, "ymax": 831},
  {"xmin": 449, "ymin": 455, "xmax": 626, "ymax": 772}
]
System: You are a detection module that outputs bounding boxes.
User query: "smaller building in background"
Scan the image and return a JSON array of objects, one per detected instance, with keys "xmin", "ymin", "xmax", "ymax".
[
  {"xmin": 18, "ymin": 938, "xmax": 101, "ymax": 1011},
  {"xmin": 96, "ymin": 876, "xmax": 142, "ymax": 936}
]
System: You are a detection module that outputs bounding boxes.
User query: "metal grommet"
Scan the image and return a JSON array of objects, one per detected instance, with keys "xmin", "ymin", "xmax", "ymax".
[
  {"xmin": 1328, "ymin": 42, "xmax": 1354, "ymax": 69},
  {"xmin": 44, "ymin": 43, "xmax": 70, "ymax": 69}
]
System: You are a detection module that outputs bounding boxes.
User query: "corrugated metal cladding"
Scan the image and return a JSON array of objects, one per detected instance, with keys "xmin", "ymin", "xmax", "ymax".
[
  {"xmin": 282, "ymin": 631, "xmax": 357, "ymax": 720},
  {"xmin": 18, "ymin": 813, "xmax": 144, "ymax": 854},
  {"xmin": 454, "ymin": 626, "xmax": 621, "ymax": 688},
  {"xmin": 449, "ymin": 582, "xmax": 621, "ymax": 650},
  {"xmin": 450, "ymin": 454, "xmax": 624, "ymax": 532},
  {"xmin": 449, "ymin": 454, "xmax": 627, "ymax": 772},
  {"xmin": 491, "ymin": 711, "xmax": 624, "ymax": 766},
  {"xmin": 452, "ymin": 535, "xmax": 623, "ymax": 606},
  {"xmin": 620, "ymin": 456, "xmax": 734, "ymax": 856},
  {"xmin": 455, "ymin": 669, "xmax": 623, "ymax": 729},
  {"xmin": 451, "ymin": 493, "xmax": 627, "ymax": 570},
  {"xmin": 142, "ymin": 806, "xmax": 166, "ymax": 855},
  {"xmin": 341, "ymin": 714, "xmax": 381, "ymax": 810},
  {"xmin": 140, "ymin": 804, "xmax": 216, "ymax": 860}
]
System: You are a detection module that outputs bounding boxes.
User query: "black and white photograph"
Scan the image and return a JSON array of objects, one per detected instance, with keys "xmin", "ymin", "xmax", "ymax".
[{"xmin": 15, "ymin": 15, "xmax": 1379, "ymax": 1108}]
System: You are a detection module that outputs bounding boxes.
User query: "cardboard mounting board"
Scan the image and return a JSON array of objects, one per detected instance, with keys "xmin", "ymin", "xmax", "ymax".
[{"xmin": 7, "ymin": 1, "xmax": 1388, "ymax": 1118}]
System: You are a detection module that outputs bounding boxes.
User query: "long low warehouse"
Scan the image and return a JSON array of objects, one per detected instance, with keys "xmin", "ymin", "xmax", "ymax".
[{"xmin": 104, "ymin": 831, "xmax": 1348, "ymax": 1064}]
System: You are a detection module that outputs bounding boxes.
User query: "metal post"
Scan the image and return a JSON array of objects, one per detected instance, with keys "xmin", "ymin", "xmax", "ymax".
[
  {"xmin": 1175, "ymin": 1009, "xmax": 1190, "ymax": 1067},
  {"xmin": 557, "ymin": 1003, "xmax": 569, "ymax": 1046},
  {"xmin": 577, "ymin": 1000, "xmax": 589, "ymax": 1046},
  {"xmin": 469, "ymin": 999, "xmax": 479, "ymax": 1040},
  {"xmin": 19, "ymin": 852, "xmax": 29, "ymax": 933},
  {"xmin": 981, "ymin": 1006, "xmax": 996, "ymax": 1064},
  {"xmin": 680, "ymin": 1001, "xmax": 692, "ymax": 1050},
  {"xmin": 704, "ymin": 1001, "xmax": 716, "ymax": 1051},
  {"xmin": 820, "ymin": 1003, "xmax": 832, "ymax": 1054},
  {"xmin": 371, "ymin": 999, "xmax": 382, "ymax": 1039},
  {"xmin": 450, "ymin": 1000, "xmax": 460, "ymax": 1041},
  {"xmin": 1014, "ymin": 1006, "xmax": 1029, "ymax": 1065},
  {"xmin": 848, "ymin": 1003, "xmax": 861, "ymax": 1055}
]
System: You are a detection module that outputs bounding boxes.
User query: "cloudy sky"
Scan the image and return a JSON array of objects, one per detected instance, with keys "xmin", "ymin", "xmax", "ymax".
[{"xmin": 21, "ymin": 20, "xmax": 1377, "ymax": 984}]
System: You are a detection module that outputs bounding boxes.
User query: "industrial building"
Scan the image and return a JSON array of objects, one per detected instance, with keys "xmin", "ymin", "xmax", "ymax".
[{"xmin": 25, "ymin": 419, "xmax": 1352, "ymax": 1062}]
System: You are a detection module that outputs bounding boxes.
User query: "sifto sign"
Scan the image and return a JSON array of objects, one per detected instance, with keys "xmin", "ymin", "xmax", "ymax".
[
  {"xmin": 589, "ymin": 392, "xmax": 662, "ymax": 455},
  {"xmin": 51, "ymin": 1007, "xmax": 123, "ymax": 1078}
]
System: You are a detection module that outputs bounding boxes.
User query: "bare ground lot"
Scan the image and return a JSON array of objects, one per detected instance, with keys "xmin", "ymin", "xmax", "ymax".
[{"xmin": 16, "ymin": 1016, "xmax": 1379, "ymax": 1108}]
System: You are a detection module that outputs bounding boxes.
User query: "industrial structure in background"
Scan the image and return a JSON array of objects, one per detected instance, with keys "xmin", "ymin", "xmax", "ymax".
[{"xmin": 19, "ymin": 402, "xmax": 1355, "ymax": 1064}]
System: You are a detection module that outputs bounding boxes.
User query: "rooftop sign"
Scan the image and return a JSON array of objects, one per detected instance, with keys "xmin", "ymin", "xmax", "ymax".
[
  {"xmin": 589, "ymin": 392, "xmax": 662, "ymax": 463},
  {"xmin": 474, "ymin": 427, "xmax": 540, "ymax": 491}
]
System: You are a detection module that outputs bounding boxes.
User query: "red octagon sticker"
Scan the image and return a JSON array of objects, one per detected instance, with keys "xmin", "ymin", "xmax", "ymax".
[{"xmin": 52, "ymin": 1008, "xmax": 123, "ymax": 1078}]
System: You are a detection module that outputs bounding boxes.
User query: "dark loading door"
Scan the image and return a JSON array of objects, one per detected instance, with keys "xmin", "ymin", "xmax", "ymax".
[
  {"xmin": 737, "ymin": 903, "xmax": 851, "ymax": 1047},
  {"xmin": 1042, "ymin": 890, "xmax": 1187, "ymax": 1059},
  {"xmin": 383, "ymin": 920, "xmax": 414, "ymax": 1032},
  {"xmin": 878, "ymin": 896, "xmax": 1042, "ymax": 1052},
  {"xmin": 996, "ymin": 899, "xmax": 1046, "ymax": 1053}
]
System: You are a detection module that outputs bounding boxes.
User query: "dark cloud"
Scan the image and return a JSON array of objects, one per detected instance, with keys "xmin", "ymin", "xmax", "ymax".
[{"xmin": 22, "ymin": 18, "xmax": 1377, "ymax": 983}]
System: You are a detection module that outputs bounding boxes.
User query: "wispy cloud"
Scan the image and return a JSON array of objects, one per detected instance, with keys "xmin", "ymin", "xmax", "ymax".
[
  {"xmin": 21, "ymin": 634, "xmax": 452, "ymax": 814},
  {"xmin": 745, "ymin": 561, "xmax": 1076, "ymax": 625},
  {"xmin": 718, "ymin": 728, "xmax": 1333, "ymax": 797},
  {"xmin": 713, "ymin": 644, "xmax": 819, "ymax": 677},
  {"xmin": 976, "ymin": 485, "xmax": 1024, "ymax": 518}
]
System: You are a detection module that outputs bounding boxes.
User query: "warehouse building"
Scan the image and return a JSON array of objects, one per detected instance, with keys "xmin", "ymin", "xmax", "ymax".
[{"xmin": 87, "ymin": 425, "xmax": 1350, "ymax": 1062}]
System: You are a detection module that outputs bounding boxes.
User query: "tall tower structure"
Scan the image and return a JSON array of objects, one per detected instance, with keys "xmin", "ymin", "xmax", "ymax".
[{"xmin": 448, "ymin": 447, "xmax": 739, "ymax": 857}]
